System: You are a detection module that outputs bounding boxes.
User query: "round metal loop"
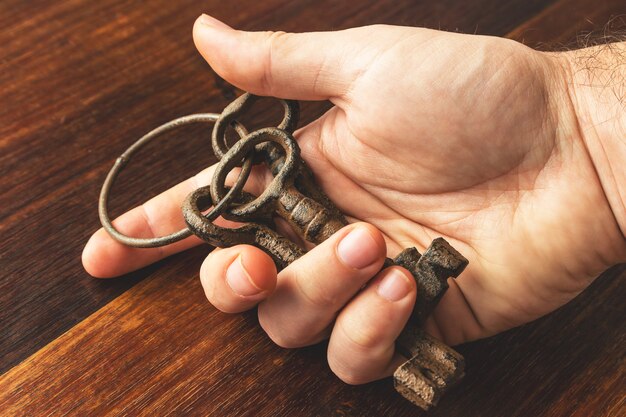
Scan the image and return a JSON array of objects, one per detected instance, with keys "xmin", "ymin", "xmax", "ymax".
[
  {"xmin": 182, "ymin": 185, "xmax": 257, "ymax": 248},
  {"xmin": 99, "ymin": 113, "xmax": 252, "ymax": 248},
  {"xmin": 211, "ymin": 127, "xmax": 299, "ymax": 219},
  {"xmin": 212, "ymin": 93, "xmax": 300, "ymax": 159}
]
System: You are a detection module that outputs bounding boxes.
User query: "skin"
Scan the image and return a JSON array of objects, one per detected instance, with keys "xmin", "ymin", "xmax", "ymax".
[{"xmin": 82, "ymin": 15, "xmax": 626, "ymax": 386}]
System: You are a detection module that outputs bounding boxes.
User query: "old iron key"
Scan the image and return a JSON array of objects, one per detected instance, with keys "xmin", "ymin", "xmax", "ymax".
[
  {"xmin": 99, "ymin": 93, "xmax": 470, "ymax": 410},
  {"xmin": 182, "ymin": 93, "xmax": 470, "ymax": 410},
  {"xmin": 184, "ymin": 189, "xmax": 467, "ymax": 409}
]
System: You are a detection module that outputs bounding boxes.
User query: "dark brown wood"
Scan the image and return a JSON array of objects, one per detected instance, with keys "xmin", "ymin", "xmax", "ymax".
[
  {"xmin": 507, "ymin": 0, "xmax": 626, "ymax": 48},
  {"xmin": 0, "ymin": 256, "xmax": 624, "ymax": 417},
  {"xmin": 1, "ymin": 0, "xmax": 625, "ymax": 416},
  {"xmin": 0, "ymin": 0, "xmax": 560, "ymax": 375}
]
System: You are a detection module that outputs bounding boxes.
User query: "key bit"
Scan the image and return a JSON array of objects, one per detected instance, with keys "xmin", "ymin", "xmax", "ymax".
[
  {"xmin": 393, "ymin": 238, "xmax": 469, "ymax": 324},
  {"xmin": 393, "ymin": 239, "xmax": 468, "ymax": 409}
]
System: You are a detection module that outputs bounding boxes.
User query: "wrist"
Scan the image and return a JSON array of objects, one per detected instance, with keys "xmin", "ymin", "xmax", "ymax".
[{"xmin": 552, "ymin": 43, "xmax": 626, "ymax": 248}]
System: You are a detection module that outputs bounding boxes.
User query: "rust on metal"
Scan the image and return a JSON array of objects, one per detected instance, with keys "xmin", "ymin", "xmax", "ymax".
[{"xmin": 99, "ymin": 92, "xmax": 469, "ymax": 410}]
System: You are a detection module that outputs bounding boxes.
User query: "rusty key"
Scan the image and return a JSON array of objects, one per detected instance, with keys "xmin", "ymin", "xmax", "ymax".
[
  {"xmin": 100, "ymin": 92, "xmax": 470, "ymax": 410},
  {"xmin": 183, "ymin": 98, "xmax": 469, "ymax": 409},
  {"xmin": 183, "ymin": 182, "xmax": 467, "ymax": 409}
]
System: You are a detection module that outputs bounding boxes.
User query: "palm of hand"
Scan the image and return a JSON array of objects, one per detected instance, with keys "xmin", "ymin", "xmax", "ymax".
[
  {"xmin": 83, "ymin": 19, "xmax": 625, "ymax": 385},
  {"xmin": 291, "ymin": 30, "xmax": 613, "ymax": 344}
]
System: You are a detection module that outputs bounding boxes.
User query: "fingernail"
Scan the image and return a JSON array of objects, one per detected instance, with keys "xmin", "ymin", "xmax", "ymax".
[
  {"xmin": 377, "ymin": 269, "xmax": 411, "ymax": 302},
  {"xmin": 198, "ymin": 14, "xmax": 232, "ymax": 30},
  {"xmin": 226, "ymin": 254, "xmax": 260, "ymax": 296},
  {"xmin": 337, "ymin": 226, "xmax": 381, "ymax": 269}
]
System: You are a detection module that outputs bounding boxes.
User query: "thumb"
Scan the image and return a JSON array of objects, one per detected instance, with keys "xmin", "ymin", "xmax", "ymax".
[{"xmin": 193, "ymin": 14, "xmax": 360, "ymax": 101}]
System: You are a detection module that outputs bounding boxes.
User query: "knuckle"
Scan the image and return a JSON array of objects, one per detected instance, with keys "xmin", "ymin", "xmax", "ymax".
[
  {"xmin": 199, "ymin": 267, "xmax": 216, "ymax": 300},
  {"xmin": 266, "ymin": 30, "xmax": 289, "ymax": 56},
  {"xmin": 337, "ymin": 372, "xmax": 367, "ymax": 386},
  {"xmin": 258, "ymin": 309, "xmax": 323, "ymax": 348},
  {"xmin": 200, "ymin": 248, "xmax": 220, "ymax": 278},
  {"xmin": 339, "ymin": 319, "xmax": 381, "ymax": 351},
  {"xmin": 203, "ymin": 287, "xmax": 235, "ymax": 314},
  {"xmin": 199, "ymin": 251, "xmax": 222, "ymax": 295},
  {"xmin": 328, "ymin": 358, "xmax": 368, "ymax": 386},
  {"xmin": 262, "ymin": 30, "xmax": 289, "ymax": 93},
  {"xmin": 266, "ymin": 30, "xmax": 289, "ymax": 46},
  {"xmin": 258, "ymin": 312, "xmax": 300, "ymax": 348},
  {"xmin": 211, "ymin": 295, "xmax": 246, "ymax": 314},
  {"xmin": 266, "ymin": 327, "xmax": 301, "ymax": 349},
  {"xmin": 293, "ymin": 270, "xmax": 341, "ymax": 309},
  {"xmin": 270, "ymin": 334, "xmax": 299, "ymax": 349}
]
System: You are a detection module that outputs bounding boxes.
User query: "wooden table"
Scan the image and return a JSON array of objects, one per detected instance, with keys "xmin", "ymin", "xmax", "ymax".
[{"xmin": 1, "ymin": 1, "xmax": 625, "ymax": 416}]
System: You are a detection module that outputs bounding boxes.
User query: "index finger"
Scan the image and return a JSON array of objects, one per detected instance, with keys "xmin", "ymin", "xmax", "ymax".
[{"xmin": 82, "ymin": 165, "xmax": 221, "ymax": 278}]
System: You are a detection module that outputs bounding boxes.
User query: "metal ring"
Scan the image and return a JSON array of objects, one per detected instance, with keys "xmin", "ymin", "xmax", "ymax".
[
  {"xmin": 212, "ymin": 93, "xmax": 300, "ymax": 159},
  {"xmin": 211, "ymin": 127, "xmax": 299, "ymax": 220},
  {"xmin": 99, "ymin": 113, "xmax": 252, "ymax": 248},
  {"xmin": 183, "ymin": 185, "xmax": 305, "ymax": 270}
]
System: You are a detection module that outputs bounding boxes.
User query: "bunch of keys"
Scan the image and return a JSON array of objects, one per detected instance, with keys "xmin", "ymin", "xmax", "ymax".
[{"xmin": 99, "ymin": 93, "xmax": 469, "ymax": 410}]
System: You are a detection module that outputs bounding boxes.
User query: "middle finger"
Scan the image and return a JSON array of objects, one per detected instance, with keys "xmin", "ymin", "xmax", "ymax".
[{"xmin": 257, "ymin": 222, "xmax": 386, "ymax": 348}]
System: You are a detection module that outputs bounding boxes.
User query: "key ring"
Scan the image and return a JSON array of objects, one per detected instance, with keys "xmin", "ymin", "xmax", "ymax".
[
  {"xmin": 211, "ymin": 127, "xmax": 300, "ymax": 220},
  {"xmin": 212, "ymin": 92, "xmax": 299, "ymax": 159},
  {"xmin": 99, "ymin": 113, "xmax": 252, "ymax": 248}
]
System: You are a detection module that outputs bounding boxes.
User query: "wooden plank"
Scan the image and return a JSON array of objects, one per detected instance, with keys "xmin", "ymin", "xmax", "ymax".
[
  {"xmin": 507, "ymin": 0, "xmax": 626, "ymax": 47},
  {"xmin": 0, "ymin": 256, "xmax": 623, "ymax": 416},
  {"xmin": 4, "ymin": 0, "xmax": 625, "ymax": 415},
  {"xmin": 2, "ymin": 0, "xmax": 625, "ymax": 411},
  {"xmin": 0, "ymin": 0, "xmax": 559, "ymax": 373}
]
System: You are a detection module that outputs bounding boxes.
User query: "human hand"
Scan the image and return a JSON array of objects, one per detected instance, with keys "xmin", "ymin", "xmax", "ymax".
[{"xmin": 83, "ymin": 16, "xmax": 626, "ymax": 385}]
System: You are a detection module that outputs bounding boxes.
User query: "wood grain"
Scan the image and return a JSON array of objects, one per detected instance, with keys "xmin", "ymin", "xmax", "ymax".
[
  {"xmin": 507, "ymin": 0, "xmax": 626, "ymax": 47},
  {"xmin": 0, "ymin": 0, "xmax": 559, "ymax": 374},
  {"xmin": 1, "ymin": 261, "xmax": 624, "ymax": 416},
  {"xmin": 1, "ymin": 0, "xmax": 625, "ymax": 416}
]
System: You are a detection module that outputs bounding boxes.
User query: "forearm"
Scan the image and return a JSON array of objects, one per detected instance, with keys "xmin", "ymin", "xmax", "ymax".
[{"xmin": 558, "ymin": 41, "xmax": 626, "ymax": 242}]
